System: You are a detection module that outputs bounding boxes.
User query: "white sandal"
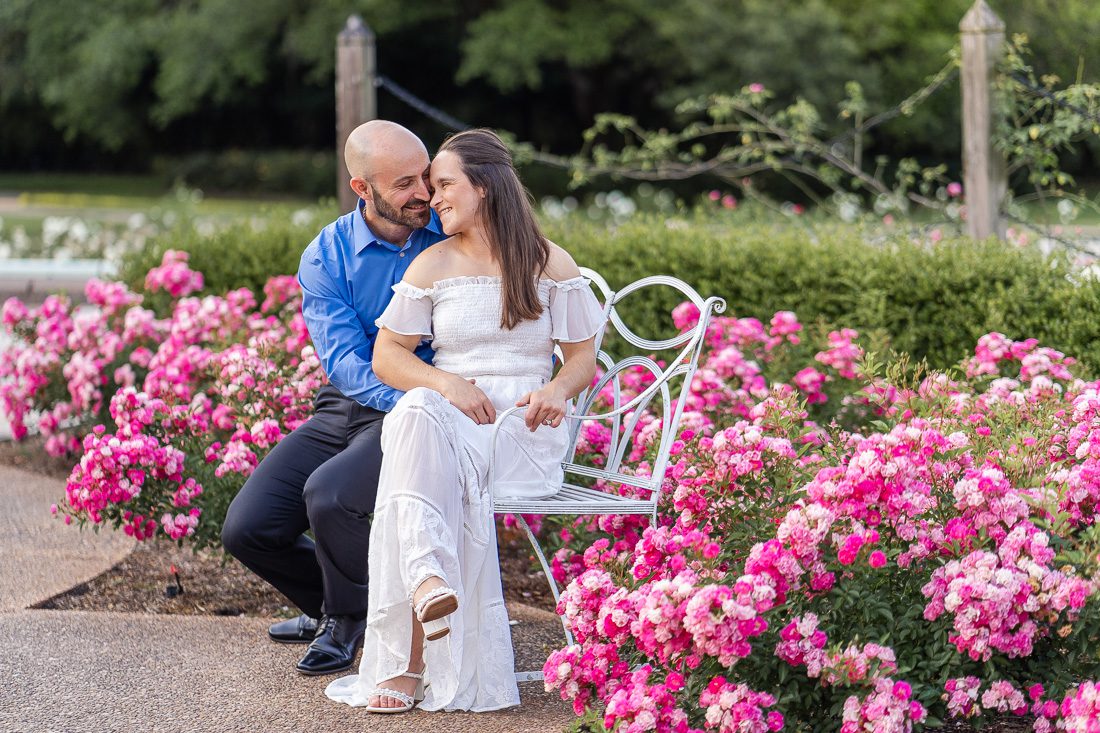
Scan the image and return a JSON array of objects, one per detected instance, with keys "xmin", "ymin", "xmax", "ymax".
[
  {"xmin": 414, "ymin": 585, "xmax": 459, "ymax": 641},
  {"xmin": 364, "ymin": 671, "xmax": 426, "ymax": 714}
]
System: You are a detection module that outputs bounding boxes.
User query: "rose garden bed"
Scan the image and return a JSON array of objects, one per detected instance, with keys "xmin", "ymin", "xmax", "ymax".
[
  {"xmin": 0, "ymin": 445, "xmax": 1029, "ymax": 733},
  {"xmin": 6, "ymin": 250, "xmax": 1100, "ymax": 731}
]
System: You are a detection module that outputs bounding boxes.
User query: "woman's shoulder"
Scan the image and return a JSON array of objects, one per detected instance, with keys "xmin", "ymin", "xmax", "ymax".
[
  {"xmin": 541, "ymin": 240, "xmax": 582, "ymax": 283},
  {"xmin": 403, "ymin": 239, "xmax": 458, "ymax": 289}
]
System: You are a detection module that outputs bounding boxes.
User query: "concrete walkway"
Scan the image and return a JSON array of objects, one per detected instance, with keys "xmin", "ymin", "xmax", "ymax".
[
  {"xmin": 0, "ymin": 463, "xmax": 575, "ymax": 733},
  {"xmin": 0, "ymin": 465, "xmax": 134, "ymax": 613}
]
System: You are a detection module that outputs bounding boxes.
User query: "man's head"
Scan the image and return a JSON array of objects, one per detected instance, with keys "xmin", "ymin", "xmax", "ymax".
[{"xmin": 345, "ymin": 120, "xmax": 432, "ymax": 231}]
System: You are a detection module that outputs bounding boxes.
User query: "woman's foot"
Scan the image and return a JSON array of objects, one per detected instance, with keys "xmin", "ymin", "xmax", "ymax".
[
  {"xmin": 366, "ymin": 665, "xmax": 426, "ymax": 712},
  {"xmin": 412, "ymin": 576, "xmax": 459, "ymax": 641}
]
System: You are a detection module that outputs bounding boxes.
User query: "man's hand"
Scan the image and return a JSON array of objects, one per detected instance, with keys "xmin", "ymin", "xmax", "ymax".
[
  {"xmin": 516, "ymin": 384, "xmax": 567, "ymax": 432},
  {"xmin": 440, "ymin": 375, "xmax": 496, "ymax": 425}
]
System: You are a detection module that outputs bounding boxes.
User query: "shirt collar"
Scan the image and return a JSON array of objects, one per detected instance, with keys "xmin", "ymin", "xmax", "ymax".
[{"xmin": 353, "ymin": 199, "xmax": 444, "ymax": 254}]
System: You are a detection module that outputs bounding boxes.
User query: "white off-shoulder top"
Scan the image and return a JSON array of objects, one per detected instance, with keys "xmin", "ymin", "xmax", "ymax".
[{"xmin": 375, "ymin": 275, "xmax": 605, "ymax": 382}]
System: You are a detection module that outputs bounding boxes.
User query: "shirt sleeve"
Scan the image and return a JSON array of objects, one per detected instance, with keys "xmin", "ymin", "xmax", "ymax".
[
  {"xmin": 298, "ymin": 244, "xmax": 403, "ymax": 410},
  {"xmin": 548, "ymin": 277, "xmax": 607, "ymax": 343},
  {"xmin": 375, "ymin": 281, "xmax": 433, "ymax": 337}
]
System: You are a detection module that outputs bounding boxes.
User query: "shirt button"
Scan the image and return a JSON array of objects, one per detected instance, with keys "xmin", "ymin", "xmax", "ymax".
[{"xmin": 399, "ymin": 252, "xmax": 406, "ymax": 257}]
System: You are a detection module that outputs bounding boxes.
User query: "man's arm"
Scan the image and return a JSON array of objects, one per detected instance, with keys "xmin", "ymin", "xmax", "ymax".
[
  {"xmin": 374, "ymin": 327, "xmax": 497, "ymax": 424},
  {"xmin": 298, "ymin": 246, "xmax": 401, "ymax": 409}
]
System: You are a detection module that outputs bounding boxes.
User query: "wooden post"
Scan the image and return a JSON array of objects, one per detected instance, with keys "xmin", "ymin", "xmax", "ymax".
[
  {"xmin": 336, "ymin": 15, "xmax": 376, "ymax": 213},
  {"xmin": 960, "ymin": 0, "xmax": 1006, "ymax": 240}
]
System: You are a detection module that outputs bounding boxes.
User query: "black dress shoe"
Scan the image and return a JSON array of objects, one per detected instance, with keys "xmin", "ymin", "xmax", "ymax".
[
  {"xmin": 295, "ymin": 614, "xmax": 366, "ymax": 676},
  {"xmin": 268, "ymin": 614, "xmax": 319, "ymax": 644}
]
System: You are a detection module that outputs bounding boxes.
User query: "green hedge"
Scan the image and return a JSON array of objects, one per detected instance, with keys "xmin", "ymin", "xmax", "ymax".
[
  {"xmin": 118, "ymin": 218, "xmax": 318, "ymax": 307},
  {"xmin": 544, "ymin": 215, "xmax": 1100, "ymax": 374},
  {"xmin": 121, "ymin": 212, "xmax": 1100, "ymax": 374}
]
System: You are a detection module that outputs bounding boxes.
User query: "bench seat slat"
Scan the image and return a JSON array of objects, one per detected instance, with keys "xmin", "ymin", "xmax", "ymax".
[
  {"xmin": 563, "ymin": 463, "xmax": 658, "ymax": 490},
  {"xmin": 495, "ymin": 483, "xmax": 655, "ymax": 516}
]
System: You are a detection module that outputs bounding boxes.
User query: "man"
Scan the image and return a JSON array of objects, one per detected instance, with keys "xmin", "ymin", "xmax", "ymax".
[{"xmin": 222, "ymin": 120, "xmax": 446, "ymax": 675}]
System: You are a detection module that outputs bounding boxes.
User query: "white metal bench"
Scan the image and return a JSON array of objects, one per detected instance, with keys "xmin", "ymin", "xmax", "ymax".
[{"xmin": 490, "ymin": 268, "xmax": 726, "ymax": 682}]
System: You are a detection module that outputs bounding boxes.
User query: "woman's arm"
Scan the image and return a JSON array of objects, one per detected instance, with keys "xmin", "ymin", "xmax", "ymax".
[{"xmin": 517, "ymin": 241, "xmax": 600, "ymax": 431}]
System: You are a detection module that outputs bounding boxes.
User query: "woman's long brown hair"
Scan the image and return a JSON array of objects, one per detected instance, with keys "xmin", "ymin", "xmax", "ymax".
[{"xmin": 437, "ymin": 129, "xmax": 550, "ymax": 329}]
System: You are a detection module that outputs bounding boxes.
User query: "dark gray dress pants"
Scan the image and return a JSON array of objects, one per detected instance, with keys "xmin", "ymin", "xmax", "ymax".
[{"xmin": 221, "ymin": 385, "xmax": 384, "ymax": 619}]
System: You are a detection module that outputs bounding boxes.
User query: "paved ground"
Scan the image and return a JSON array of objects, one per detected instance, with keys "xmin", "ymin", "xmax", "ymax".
[
  {"xmin": 0, "ymin": 260, "xmax": 116, "ymax": 305},
  {"xmin": 0, "ymin": 465, "xmax": 134, "ymax": 613},
  {"xmin": 0, "ymin": 461, "xmax": 575, "ymax": 733},
  {"xmin": 0, "ymin": 608, "xmax": 572, "ymax": 733}
]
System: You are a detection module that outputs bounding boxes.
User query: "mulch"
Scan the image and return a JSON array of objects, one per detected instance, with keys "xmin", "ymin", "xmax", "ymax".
[
  {"xmin": 0, "ymin": 434, "xmax": 73, "ymax": 480},
  {"xmin": 33, "ymin": 539, "xmax": 291, "ymax": 616},
  {"xmin": 32, "ymin": 531, "xmax": 558, "ymax": 618}
]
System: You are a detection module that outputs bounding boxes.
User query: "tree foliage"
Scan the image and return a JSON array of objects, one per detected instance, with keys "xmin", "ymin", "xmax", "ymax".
[{"xmin": 2, "ymin": 0, "xmax": 1099, "ymax": 172}]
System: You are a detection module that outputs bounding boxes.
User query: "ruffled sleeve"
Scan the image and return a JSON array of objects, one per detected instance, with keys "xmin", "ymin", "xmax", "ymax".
[
  {"xmin": 548, "ymin": 277, "xmax": 606, "ymax": 343},
  {"xmin": 375, "ymin": 281, "xmax": 433, "ymax": 338}
]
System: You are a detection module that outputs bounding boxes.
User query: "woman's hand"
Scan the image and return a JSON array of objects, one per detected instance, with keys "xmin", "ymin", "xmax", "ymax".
[
  {"xmin": 440, "ymin": 374, "xmax": 496, "ymax": 425},
  {"xmin": 516, "ymin": 384, "xmax": 567, "ymax": 432}
]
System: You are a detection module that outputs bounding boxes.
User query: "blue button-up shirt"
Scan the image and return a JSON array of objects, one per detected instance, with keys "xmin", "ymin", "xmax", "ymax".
[{"xmin": 298, "ymin": 202, "xmax": 447, "ymax": 411}]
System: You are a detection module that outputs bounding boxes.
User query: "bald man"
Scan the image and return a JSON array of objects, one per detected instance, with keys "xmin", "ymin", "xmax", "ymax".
[{"xmin": 222, "ymin": 121, "xmax": 447, "ymax": 676}]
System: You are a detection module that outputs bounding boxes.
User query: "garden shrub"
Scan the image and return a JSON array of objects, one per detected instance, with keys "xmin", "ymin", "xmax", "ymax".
[
  {"xmin": 1, "ymin": 253, "xmax": 319, "ymax": 547},
  {"xmin": 531, "ymin": 315, "xmax": 1100, "ymax": 732}
]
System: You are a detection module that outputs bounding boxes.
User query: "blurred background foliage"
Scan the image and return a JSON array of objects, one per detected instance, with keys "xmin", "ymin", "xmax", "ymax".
[{"xmin": 2, "ymin": 0, "xmax": 1099, "ymax": 192}]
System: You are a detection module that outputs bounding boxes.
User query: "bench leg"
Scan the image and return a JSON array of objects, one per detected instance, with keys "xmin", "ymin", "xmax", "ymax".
[{"xmin": 511, "ymin": 513, "xmax": 575, "ymax": 684}]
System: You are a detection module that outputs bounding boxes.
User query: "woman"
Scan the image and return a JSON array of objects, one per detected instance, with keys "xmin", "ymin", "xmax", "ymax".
[{"xmin": 324, "ymin": 129, "xmax": 604, "ymax": 713}]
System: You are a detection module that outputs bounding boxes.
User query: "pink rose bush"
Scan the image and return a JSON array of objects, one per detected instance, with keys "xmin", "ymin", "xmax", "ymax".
[
  {"xmin": 537, "ymin": 306, "xmax": 1100, "ymax": 730},
  {"xmin": 1, "ymin": 251, "xmax": 323, "ymax": 547},
  {"xmin": 143, "ymin": 249, "xmax": 204, "ymax": 298}
]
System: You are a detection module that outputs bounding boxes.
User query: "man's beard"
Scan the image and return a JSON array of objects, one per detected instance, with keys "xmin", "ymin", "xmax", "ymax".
[{"xmin": 369, "ymin": 184, "xmax": 430, "ymax": 228}]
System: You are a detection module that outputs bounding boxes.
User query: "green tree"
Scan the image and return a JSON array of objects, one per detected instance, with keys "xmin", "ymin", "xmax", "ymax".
[
  {"xmin": 2, "ymin": 0, "xmax": 362, "ymax": 151},
  {"xmin": 4, "ymin": 0, "xmax": 161, "ymax": 151},
  {"xmin": 3, "ymin": 0, "xmax": 1099, "ymax": 175}
]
